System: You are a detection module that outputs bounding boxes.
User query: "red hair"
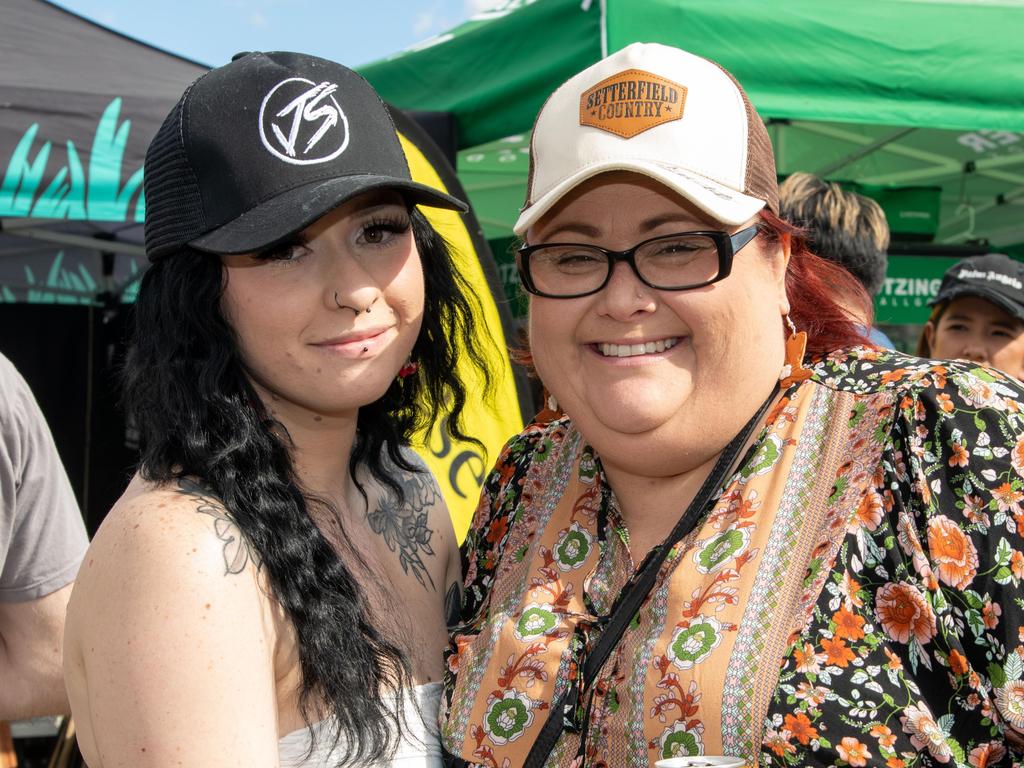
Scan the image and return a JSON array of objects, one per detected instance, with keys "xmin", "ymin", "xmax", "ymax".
[{"xmin": 758, "ymin": 208, "xmax": 872, "ymax": 358}]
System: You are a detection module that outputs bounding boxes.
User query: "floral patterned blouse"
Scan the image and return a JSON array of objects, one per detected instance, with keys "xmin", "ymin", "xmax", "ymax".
[{"xmin": 440, "ymin": 348, "xmax": 1024, "ymax": 768}]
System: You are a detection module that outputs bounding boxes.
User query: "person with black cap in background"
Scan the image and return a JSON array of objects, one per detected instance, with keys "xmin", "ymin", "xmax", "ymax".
[
  {"xmin": 918, "ymin": 252, "xmax": 1024, "ymax": 381},
  {"xmin": 63, "ymin": 51, "xmax": 490, "ymax": 767}
]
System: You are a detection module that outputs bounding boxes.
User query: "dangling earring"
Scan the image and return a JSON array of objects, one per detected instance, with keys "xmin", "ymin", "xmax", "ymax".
[
  {"xmin": 535, "ymin": 389, "xmax": 560, "ymax": 422},
  {"xmin": 779, "ymin": 315, "xmax": 813, "ymax": 388},
  {"xmin": 397, "ymin": 359, "xmax": 419, "ymax": 380}
]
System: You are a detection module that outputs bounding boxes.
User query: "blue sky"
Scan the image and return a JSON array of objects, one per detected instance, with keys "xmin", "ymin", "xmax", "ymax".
[{"xmin": 52, "ymin": 0, "xmax": 496, "ymax": 68}]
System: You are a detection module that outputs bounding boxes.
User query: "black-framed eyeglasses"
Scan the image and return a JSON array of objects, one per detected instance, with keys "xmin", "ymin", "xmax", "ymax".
[{"xmin": 516, "ymin": 225, "xmax": 760, "ymax": 299}]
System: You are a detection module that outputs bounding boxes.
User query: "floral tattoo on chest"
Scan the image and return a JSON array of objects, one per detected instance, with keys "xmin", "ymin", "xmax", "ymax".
[{"xmin": 366, "ymin": 469, "xmax": 440, "ymax": 591}]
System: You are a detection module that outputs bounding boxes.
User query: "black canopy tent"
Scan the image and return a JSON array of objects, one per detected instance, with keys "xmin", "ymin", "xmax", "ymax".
[
  {"xmin": 0, "ymin": 0, "xmax": 208, "ymax": 298},
  {"xmin": 0, "ymin": 0, "xmax": 207, "ymax": 528}
]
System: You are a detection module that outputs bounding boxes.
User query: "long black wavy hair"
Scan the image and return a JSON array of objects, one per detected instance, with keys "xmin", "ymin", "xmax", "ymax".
[{"xmin": 123, "ymin": 208, "xmax": 490, "ymax": 765}]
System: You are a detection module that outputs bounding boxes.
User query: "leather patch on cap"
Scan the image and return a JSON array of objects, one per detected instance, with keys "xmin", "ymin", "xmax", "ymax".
[{"xmin": 579, "ymin": 69, "xmax": 686, "ymax": 138}]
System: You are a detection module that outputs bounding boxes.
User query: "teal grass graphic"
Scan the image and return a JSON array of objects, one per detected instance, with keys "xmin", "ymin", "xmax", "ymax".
[
  {"xmin": 0, "ymin": 98, "xmax": 145, "ymax": 303},
  {"xmin": 0, "ymin": 252, "xmax": 141, "ymax": 304}
]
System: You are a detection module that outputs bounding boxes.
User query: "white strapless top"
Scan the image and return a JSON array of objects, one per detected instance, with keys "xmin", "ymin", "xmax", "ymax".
[{"xmin": 278, "ymin": 682, "xmax": 443, "ymax": 767}]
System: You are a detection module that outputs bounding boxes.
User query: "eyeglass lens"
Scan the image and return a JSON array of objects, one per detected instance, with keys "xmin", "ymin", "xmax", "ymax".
[{"xmin": 527, "ymin": 233, "xmax": 721, "ymax": 296}]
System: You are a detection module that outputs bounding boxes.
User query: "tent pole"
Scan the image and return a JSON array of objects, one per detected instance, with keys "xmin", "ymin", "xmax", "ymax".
[
  {"xmin": 795, "ymin": 122, "xmax": 952, "ymax": 176},
  {"xmin": 938, "ymin": 185, "xmax": 1024, "ymax": 242},
  {"xmin": 0, "ymin": 220, "xmax": 146, "ymax": 257},
  {"xmin": 83, "ymin": 303, "xmax": 96, "ymax": 522},
  {"xmin": 858, "ymin": 152, "xmax": 1024, "ymax": 186},
  {"xmin": 813, "ymin": 127, "xmax": 917, "ymax": 177}
]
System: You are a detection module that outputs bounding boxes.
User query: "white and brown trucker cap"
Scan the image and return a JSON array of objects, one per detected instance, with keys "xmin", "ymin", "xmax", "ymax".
[{"xmin": 514, "ymin": 42, "xmax": 778, "ymax": 237}]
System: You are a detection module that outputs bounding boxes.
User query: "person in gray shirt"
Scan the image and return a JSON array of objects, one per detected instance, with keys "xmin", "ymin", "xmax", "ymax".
[{"xmin": 0, "ymin": 350, "xmax": 88, "ymax": 719}]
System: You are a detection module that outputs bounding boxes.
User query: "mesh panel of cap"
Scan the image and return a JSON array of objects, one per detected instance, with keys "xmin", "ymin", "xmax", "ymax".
[
  {"xmin": 713, "ymin": 63, "xmax": 778, "ymax": 213},
  {"xmin": 143, "ymin": 93, "xmax": 208, "ymax": 260}
]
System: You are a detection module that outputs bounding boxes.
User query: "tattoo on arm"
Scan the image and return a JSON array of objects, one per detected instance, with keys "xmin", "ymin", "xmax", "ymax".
[
  {"xmin": 445, "ymin": 582, "xmax": 462, "ymax": 628},
  {"xmin": 366, "ymin": 469, "xmax": 440, "ymax": 591},
  {"xmin": 176, "ymin": 478, "xmax": 254, "ymax": 576}
]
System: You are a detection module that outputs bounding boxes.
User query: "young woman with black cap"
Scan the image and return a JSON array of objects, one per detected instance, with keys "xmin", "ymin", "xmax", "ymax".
[
  {"xmin": 63, "ymin": 52, "xmax": 488, "ymax": 767},
  {"xmin": 918, "ymin": 252, "xmax": 1024, "ymax": 380}
]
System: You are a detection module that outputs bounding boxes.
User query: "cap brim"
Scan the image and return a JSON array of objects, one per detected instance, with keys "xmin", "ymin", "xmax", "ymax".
[
  {"xmin": 513, "ymin": 160, "xmax": 765, "ymax": 237},
  {"xmin": 189, "ymin": 175, "xmax": 467, "ymax": 255},
  {"xmin": 929, "ymin": 284, "xmax": 1024, "ymax": 323}
]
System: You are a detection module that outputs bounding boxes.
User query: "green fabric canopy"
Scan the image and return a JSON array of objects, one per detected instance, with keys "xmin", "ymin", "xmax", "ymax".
[
  {"xmin": 361, "ymin": 0, "xmax": 1024, "ymax": 328},
  {"xmin": 362, "ymin": 0, "xmax": 1024, "ymax": 242},
  {"xmin": 362, "ymin": 0, "xmax": 1024, "ymax": 145}
]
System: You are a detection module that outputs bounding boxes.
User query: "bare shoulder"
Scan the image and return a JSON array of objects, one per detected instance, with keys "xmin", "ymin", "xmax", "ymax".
[
  {"xmin": 361, "ymin": 446, "xmax": 457, "ymax": 592},
  {"xmin": 80, "ymin": 474, "xmax": 258, "ymax": 583},
  {"xmin": 64, "ymin": 475, "xmax": 284, "ymax": 765},
  {"xmin": 67, "ymin": 475, "xmax": 268, "ymax": 646}
]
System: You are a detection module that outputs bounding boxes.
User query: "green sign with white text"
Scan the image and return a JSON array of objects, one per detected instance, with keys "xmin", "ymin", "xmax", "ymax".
[{"xmin": 874, "ymin": 255, "xmax": 961, "ymax": 325}]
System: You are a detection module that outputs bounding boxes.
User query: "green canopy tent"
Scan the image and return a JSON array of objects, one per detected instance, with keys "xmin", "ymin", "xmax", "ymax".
[{"xmin": 361, "ymin": 0, "xmax": 1024, "ymax": 331}]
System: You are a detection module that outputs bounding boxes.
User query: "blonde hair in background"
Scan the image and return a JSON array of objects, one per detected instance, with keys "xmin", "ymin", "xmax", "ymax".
[{"xmin": 779, "ymin": 172, "xmax": 891, "ymax": 296}]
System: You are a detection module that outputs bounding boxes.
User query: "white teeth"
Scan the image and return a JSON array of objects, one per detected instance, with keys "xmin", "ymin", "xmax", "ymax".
[{"xmin": 599, "ymin": 338, "xmax": 679, "ymax": 358}]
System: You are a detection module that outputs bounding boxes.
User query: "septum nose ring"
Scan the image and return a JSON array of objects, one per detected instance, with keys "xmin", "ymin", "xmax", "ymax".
[{"xmin": 333, "ymin": 291, "xmax": 372, "ymax": 314}]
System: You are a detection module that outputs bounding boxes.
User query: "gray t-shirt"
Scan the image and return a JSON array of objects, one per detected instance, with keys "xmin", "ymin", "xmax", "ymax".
[{"xmin": 0, "ymin": 352, "xmax": 88, "ymax": 602}]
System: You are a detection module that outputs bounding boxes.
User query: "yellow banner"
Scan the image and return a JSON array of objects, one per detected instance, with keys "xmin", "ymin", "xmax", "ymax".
[{"xmin": 399, "ymin": 133, "xmax": 525, "ymax": 541}]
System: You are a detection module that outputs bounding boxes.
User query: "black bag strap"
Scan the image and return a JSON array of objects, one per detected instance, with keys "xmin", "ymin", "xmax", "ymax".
[{"xmin": 523, "ymin": 388, "xmax": 777, "ymax": 768}]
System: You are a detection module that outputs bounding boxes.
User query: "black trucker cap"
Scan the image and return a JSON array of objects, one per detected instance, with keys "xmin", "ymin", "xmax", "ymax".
[
  {"xmin": 143, "ymin": 51, "xmax": 467, "ymax": 261},
  {"xmin": 929, "ymin": 253, "xmax": 1024, "ymax": 323}
]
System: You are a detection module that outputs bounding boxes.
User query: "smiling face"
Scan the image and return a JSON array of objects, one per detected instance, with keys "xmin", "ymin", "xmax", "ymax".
[
  {"xmin": 926, "ymin": 295, "xmax": 1024, "ymax": 379},
  {"xmin": 220, "ymin": 190, "xmax": 424, "ymax": 424},
  {"xmin": 525, "ymin": 172, "xmax": 790, "ymax": 476}
]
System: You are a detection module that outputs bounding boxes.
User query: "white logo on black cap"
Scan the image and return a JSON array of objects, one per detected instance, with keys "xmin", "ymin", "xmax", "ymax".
[
  {"xmin": 957, "ymin": 267, "xmax": 1024, "ymax": 291},
  {"xmin": 259, "ymin": 77, "xmax": 349, "ymax": 165}
]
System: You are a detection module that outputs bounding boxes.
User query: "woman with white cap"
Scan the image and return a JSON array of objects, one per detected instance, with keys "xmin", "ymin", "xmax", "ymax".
[
  {"xmin": 918, "ymin": 252, "xmax": 1024, "ymax": 381},
  {"xmin": 63, "ymin": 52, "xmax": 488, "ymax": 767},
  {"xmin": 441, "ymin": 43, "xmax": 1024, "ymax": 768}
]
